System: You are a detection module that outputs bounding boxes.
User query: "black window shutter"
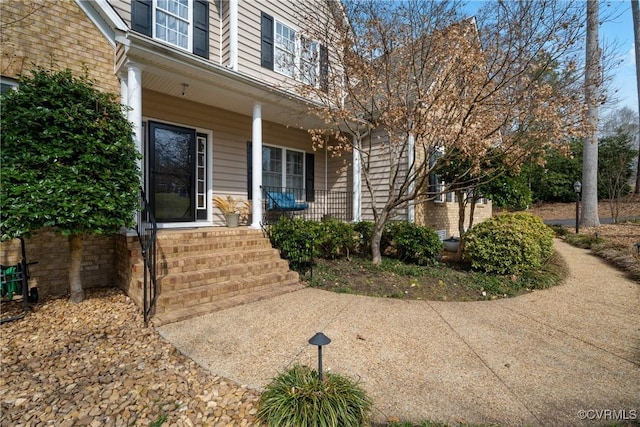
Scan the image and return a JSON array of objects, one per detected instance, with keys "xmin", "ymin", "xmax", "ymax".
[
  {"xmin": 131, "ymin": 0, "xmax": 152, "ymax": 37},
  {"xmin": 305, "ymin": 153, "xmax": 315, "ymax": 202},
  {"xmin": 193, "ymin": 0, "xmax": 209, "ymax": 59},
  {"xmin": 261, "ymin": 12, "xmax": 274, "ymax": 69},
  {"xmin": 319, "ymin": 44, "xmax": 329, "ymax": 92},
  {"xmin": 247, "ymin": 142, "xmax": 253, "ymax": 200}
]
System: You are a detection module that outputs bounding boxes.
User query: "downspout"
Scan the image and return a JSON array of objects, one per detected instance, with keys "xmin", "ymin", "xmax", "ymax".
[{"xmin": 229, "ymin": 0, "xmax": 238, "ymax": 71}]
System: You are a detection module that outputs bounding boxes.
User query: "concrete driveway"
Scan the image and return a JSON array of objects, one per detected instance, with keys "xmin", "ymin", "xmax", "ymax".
[{"xmin": 158, "ymin": 240, "xmax": 640, "ymax": 426}]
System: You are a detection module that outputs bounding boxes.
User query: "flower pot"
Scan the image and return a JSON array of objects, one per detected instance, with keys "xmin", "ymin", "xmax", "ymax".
[
  {"xmin": 225, "ymin": 213, "xmax": 239, "ymax": 228},
  {"xmin": 443, "ymin": 238, "xmax": 460, "ymax": 252}
]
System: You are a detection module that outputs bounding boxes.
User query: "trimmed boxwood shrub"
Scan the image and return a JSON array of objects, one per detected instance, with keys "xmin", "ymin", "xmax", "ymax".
[
  {"xmin": 353, "ymin": 221, "xmax": 374, "ymax": 255},
  {"xmin": 257, "ymin": 364, "xmax": 372, "ymax": 427},
  {"xmin": 269, "ymin": 217, "xmax": 319, "ymax": 268},
  {"xmin": 316, "ymin": 218, "xmax": 357, "ymax": 259},
  {"xmin": 382, "ymin": 221, "xmax": 443, "ymax": 265},
  {"xmin": 464, "ymin": 212, "xmax": 555, "ymax": 275}
]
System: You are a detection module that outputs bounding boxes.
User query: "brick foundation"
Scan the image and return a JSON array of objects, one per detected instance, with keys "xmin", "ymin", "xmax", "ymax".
[{"xmin": 1, "ymin": 229, "xmax": 116, "ymax": 297}]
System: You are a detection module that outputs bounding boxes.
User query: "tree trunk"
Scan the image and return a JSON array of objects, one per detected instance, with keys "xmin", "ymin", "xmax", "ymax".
[
  {"xmin": 582, "ymin": 0, "xmax": 600, "ymax": 227},
  {"xmin": 370, "ymin": 220, "xmax": 385, "ymax": 265},
  {"xmin": 68, "ymin": 233, "xmax": 85, "ymax": 303},
  {"xmin": 455, "ymin": 190, "xmax": 466, "ymax": 260},
  {"xmin": 632, "ymin": 0, "xmax": 640, "ymax": 193}
]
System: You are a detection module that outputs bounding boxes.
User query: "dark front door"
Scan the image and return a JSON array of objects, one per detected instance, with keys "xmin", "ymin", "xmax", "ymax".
[{"xmin": 149, "ymin": 121, "xmax": 195, "ymax": 222}]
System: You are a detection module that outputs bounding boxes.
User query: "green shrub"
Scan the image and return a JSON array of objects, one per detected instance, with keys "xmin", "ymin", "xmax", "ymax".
[
  {"xmin": 353, "ymin": 221, "xmax": 374, "ymax": 255},
  {"xmin": 382, "ymin": 221, "xmax": 443, "ymax": 265},
  {"xmin": 564, "ymin": 233, "xmax": 604, "ymax": 249},
  {"xmin": 464, "ymin": 213, "xmax": 555, "ymax": 275},
  {"xmin": 548, "ymin": 223, "xmax": 569, "ymax": 237},
  {"xmin": 257, "ymin": 364, "xmax": 372, "ymax": 427},
  {"xmin": 269, "ymin": 218, "xmax": 318, "ymax": 269},
  {"xmin": 316, "ymin": 218, "xmax": 356, "ymax": 259}
]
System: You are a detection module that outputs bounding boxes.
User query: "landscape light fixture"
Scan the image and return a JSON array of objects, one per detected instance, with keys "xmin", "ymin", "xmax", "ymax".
[
  {"xmin": 573, "ymin": 180, "xmax": 581, "ymax": 234},
  {"xmin": 308, "ymin": 332, "xmax": 331, "ymax": 382}
]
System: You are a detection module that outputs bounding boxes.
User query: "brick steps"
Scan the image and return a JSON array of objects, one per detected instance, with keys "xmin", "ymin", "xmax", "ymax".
[
  {"xmin": 147, "ymin": 248, "xmax": 282, "ymax": 274},
  {"xmin": 138, "ymin": 228, "xmax": 302, "ymax": 325},
  {"xmin": 151, "ymin": 280, "xmax": 304, "ymax": 326}
]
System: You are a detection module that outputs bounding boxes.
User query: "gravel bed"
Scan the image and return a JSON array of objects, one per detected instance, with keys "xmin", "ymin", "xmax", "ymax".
[{"xmin": 0, "ymin": 288, "xmax": 261, "ymax": 427}]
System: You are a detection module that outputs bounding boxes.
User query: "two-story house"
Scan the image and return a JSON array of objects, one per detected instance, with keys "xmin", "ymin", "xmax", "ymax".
[
  {"xmin": 1, "ymin": 0, "xmax": 356, "ymax": 324},
  {"xmin": 1, "ymin": 0, "xmax": 491, "ymax": 324}
]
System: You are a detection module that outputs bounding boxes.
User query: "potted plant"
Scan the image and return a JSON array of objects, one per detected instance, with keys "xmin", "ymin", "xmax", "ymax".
[
  {"xmin": 443, "ymin": 236, "xmax": 460, "ymax": 252},
  {"xmin": 213, "ymin": 195, "xmax": 243, "ymax": 227}
]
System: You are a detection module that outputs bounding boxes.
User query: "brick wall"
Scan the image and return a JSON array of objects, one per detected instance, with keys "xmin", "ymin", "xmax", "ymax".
[
  {"xmin": 114, "ymin": 233, "xmax": 143, "ymax": 307},
  {"xmin": 1, "ymin": 0, "xmax": 120, "ymax": 94},
  {"xmin": 416, "ymin": 200, "xmax": 493, "ymax": 239},
  {"xmin": 1, "ymin": 230, "xmax": 116, "ymax": 297}
]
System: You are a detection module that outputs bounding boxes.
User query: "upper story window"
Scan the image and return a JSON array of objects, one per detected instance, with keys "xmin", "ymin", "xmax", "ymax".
[
  {"xmin": 155, "ymin": 0, "xmax": 190, "ymax": 50},
  {"xmin": 274, "ymin": 21, "xmax": 296, "ymax": 77},
  {"xmin": 131, "ymin": 0, "xmax": 209, "ymax": 59},
  {"xmin": 261, "ymin": 12, "xmax": 327, "ymax": 90}
]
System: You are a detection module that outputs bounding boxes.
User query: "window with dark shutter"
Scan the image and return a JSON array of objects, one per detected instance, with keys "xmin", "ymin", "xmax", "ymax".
[
  {"xmin": 131, "ymin": 0, "xmax": 152, "ymax": 37},
  {"xmin": 193, "ymin": 0, "xmax": 209, "ymax": 59},
  {"xmin": 261, "ymin": 12, "xmax": 274, "ymax": 69},
  {"xmin": 246, "ymin": 144, "xmax": 314, "ymax": 202}
]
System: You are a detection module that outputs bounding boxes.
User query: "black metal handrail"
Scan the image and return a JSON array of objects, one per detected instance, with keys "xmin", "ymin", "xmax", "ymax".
[{"xmin": 137, "ymin": 189, "xmax": 157, "ymax": 326}]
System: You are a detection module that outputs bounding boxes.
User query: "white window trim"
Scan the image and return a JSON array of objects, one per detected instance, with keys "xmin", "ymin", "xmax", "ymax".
[
  {"xmin": 152, "ymin": 0, "xmax": 193, "ymax": 52},
  {"xmin": 273, "ymin": 18, "xmax": 320, "ymax": 87},
  {"xmin": 264, "ymin": 143, "xmax": 306, "ymax": 192}
]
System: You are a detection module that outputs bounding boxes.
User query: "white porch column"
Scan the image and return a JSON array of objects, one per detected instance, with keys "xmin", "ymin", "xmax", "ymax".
[
  {"xmin": 126, "ymin": 62, "xmax": 143, "ymax": 178},
  {"xmin": 352, "ymin": 135, "xmax": 362, "ymax": 222},
  {"xmin": 250, "ymin": 103, "xmax": 263, "ymax": 229},
  {"xmin": 229, "ymin": 0, "xmax": 238, "ymax": 71},
  {"xmin": 120, "ymin": 74, "xmax": 128, "ymax": 106},
  {"xmin": 407, "ymin": 133, "xmax": 415, "ymax": 223}
]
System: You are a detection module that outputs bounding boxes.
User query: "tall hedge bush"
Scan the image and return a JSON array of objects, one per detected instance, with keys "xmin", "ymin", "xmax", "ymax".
[
  {"xmin": 464, "ymin": 213, "xmax": 554, "ymax": 275},
  {"xmin": 382, "ymin": 221, "xmax": 443, "ymax": 265}
]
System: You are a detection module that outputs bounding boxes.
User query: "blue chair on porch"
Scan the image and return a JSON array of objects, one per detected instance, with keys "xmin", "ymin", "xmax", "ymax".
[{"xmin": 265, "ymin": 191, "xmax": 309, "ymax": 212}]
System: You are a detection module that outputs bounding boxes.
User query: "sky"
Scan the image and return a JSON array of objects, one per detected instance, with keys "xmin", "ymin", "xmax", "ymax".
[
  {"xmin": 462, "ymin": 1, "xmax": 638, "ymax": 115},
  {"xmin": 601, "ymin": 1, "xmax": 637, "ymax": 114}
]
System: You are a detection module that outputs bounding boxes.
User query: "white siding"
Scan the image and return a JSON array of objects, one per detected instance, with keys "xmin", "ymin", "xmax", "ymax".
[{"xmin": 360, "ymin": 128, "xmax": 409, "ymax": 222}]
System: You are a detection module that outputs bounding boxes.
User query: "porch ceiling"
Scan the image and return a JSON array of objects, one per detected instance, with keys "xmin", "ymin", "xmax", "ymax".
[{"xmin": 121, "ymin": 33, "xmax": 325, "ymax": 130}]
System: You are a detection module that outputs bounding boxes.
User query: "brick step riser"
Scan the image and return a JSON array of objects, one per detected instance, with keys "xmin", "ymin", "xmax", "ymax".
[
  {"xmin": 155, "ymin": 230, "xmax": 266, "ymax": 242},
  {"xmin": 155, "ymin": 259, "xmax": 291, "ymax": 293},
  {"xmin": 151, "ymin": 282, "xmax": 305, "ymax": 326},
  {"xmin": 154, "ymin": 272, "xmax": 299, "ymax": 314},
  {"xmin": 133, "ymin": 248, "xmax": 281, "ymax": 275},
  {"xmin": 156, "ymin": 239, "xmax": 273, "ymax": 255}
]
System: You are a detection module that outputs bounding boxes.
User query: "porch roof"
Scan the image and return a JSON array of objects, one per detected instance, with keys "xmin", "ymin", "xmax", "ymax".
[{"xmin": 116, "ymin": 32, "xmax": 327, "ymax": 130}]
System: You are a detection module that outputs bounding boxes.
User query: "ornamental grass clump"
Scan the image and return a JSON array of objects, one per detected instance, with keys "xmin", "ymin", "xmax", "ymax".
[
  {"xmin": 464, "ymin": 212, "xmax": 555, "ymax": 275},
  {"xmin": 257, "ymin": 364, "xmax": 372, "ymax": 427}
]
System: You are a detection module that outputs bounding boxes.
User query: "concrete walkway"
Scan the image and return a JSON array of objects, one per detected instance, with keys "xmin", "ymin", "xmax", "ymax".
[{"xmin": 158, "ymin": 240, "xmax": 640, "ymax": 426}]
